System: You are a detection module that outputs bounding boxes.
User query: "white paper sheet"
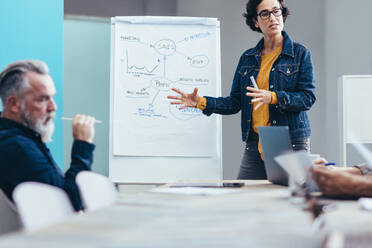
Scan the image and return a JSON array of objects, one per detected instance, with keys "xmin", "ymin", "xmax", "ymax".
[
  {"xmin": 359, "ymin": 197, "xmax": 372, "ymax": 211},
  {"xmin": 349, "ymin": 133, "xmax": 372, "ymax": 169},
  {"xmin": 150, "ymin": 187, "xmax": 242, "ymax": 195},
  {"xmin": 274, "ymin": 151, "xmax": 319, "ymax": 192},
  {"xmin": 112, "ymin": 17, "xmax": 220, "ymax": 157}
]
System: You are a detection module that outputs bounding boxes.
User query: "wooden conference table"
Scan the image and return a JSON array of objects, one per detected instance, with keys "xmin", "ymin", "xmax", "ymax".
[{"xmin": 0, "ymin": 180, "xmax": 372, "ymax": 248}]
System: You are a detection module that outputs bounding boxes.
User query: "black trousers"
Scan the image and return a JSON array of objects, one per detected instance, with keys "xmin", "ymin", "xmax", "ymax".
[{"xmin": 237, "ymin": 133, "xmax": 310, "ymax": 180}]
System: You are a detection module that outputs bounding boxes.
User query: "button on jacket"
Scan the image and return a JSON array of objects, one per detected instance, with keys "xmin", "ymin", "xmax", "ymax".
[
  {"xmin": 0, "ymin": 117, "xmax": 95, "ymax": 211},
  {"xmin": 203, "ymin": 31, "xmax": 316, "ymax": 142}
]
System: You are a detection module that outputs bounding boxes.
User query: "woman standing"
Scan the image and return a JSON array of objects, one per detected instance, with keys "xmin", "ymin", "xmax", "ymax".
[{"xmin": 168, "ymin": 0, "xmax": 316, "ymax": 179}]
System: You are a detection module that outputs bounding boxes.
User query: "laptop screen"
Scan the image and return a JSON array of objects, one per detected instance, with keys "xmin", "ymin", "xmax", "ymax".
[{"xmin": 258, "ymin": 126, "xmax": 292, "ymax": 186}]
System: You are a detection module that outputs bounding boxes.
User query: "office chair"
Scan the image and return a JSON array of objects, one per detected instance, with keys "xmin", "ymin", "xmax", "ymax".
[
  {"xmin": 13, "ymin": 182, "xmax": 74, "ymax": 231},
  {"xmin": 0, "ymin": 190, "xmax": 23, "ymax": 235},
  {"xmin": 76, "ymin": 171, "xmax": 118, "ymax": 212}
]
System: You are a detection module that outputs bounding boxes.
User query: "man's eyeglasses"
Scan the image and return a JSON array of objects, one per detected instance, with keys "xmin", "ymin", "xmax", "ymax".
[{"xmin": 257, "ymin": 8, "xmax": 283, "ymax": 20}]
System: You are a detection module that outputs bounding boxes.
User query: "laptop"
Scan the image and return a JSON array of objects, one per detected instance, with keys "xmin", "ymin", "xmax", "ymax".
[{"xmin": 257, "ymin": 126, "xmax": 292, "ymax": 186}]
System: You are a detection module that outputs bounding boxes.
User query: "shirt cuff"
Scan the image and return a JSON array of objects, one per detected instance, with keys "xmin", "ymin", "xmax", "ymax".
[
  {"xmin": 353, "ymin": 163, "xmax": 372, "ymax": 175},
  {"xmin": 196, "ymin": 97, "xmax": 207, "ymax": 110},
  {"xmin": 270, "ymin": 91, "xmax": 278, "ymax": 104},
  {"xmin": 72, "ymin": 140, "xmax": 95, "ymax": 159}
]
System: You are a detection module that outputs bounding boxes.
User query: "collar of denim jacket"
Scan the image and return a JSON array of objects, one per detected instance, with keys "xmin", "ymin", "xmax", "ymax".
[{"xmin": 245, "ymin": 30, "xmax": 294, "ymax": 58}]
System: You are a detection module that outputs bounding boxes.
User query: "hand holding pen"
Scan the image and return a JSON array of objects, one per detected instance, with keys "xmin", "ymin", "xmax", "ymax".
[
  {"xmin": 62, "ymin": 115, "xmax": 97, "ymax": 144},
  {"xmin": 246, "ymin": 76, "xmax": 272, "ymax": 110},
  {"xmin": 73, "ymin": 115, "xmax": 95, "ymax": 144},
  {"xmin": 312, "ymin": 157, "xmax": 337, "ymax": 169}
]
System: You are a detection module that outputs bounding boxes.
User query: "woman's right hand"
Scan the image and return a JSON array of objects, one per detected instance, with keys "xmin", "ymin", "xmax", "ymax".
[{"xmin": 167, "ymin": 88, "xmax": 200, "ymax": 110}]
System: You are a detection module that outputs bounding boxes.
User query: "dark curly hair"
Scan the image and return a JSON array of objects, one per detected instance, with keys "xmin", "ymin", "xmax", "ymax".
[{"xmin": 243, "ymin": 0, "xmax": 290, "ymax": 33}]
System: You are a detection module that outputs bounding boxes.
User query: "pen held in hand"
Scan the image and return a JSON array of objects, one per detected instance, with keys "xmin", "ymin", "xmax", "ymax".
[
  {"xmin": 250, "ymin": 76, "xmax": 259, "ymax": 89},
  {"xmin": 61, "ymin": 117, "xmax": 102, "ymax": 124},
  {"xmin": 249, "ymin": 76, "xmax": 263, "ymax": 111}
]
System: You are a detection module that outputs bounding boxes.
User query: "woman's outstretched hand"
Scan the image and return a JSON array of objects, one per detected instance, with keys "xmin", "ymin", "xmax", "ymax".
[{"xmin": 167, "ymin": 88, "xmax": 200, "ymax": 110}]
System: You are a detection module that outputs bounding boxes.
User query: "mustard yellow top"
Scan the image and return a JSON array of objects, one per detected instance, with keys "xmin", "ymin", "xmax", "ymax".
[
  {"xmin": 252, "ymin": 46, "xmax": 282, "ymax": 134},
  {"xmin": 254, "ymin": 46, "xmax": 282, "ymax": 158}
]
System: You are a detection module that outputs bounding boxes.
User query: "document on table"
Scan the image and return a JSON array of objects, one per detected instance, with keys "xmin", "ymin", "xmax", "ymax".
[
  {"xmin": 274, "ymin": 150, "xmax": 319, "ymax": 192},
  {"xmin": 359, "ymin": 198, "xmax": 372, "ymax": 211},
  {"xmin": 150, "ymin": 187, "xmax": 242, "ymax": 195}
]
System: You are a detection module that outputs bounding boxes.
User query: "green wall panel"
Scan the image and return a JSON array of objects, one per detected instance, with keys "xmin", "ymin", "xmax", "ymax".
[{"xmin": 64, "ymin": 17, "xmax": 110, "ymax": 175}]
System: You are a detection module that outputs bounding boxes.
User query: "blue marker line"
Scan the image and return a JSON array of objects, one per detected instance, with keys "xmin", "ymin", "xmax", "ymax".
[
  {"xmin": 151, "ymin": 90, "xmax": 160, "ymax": 105},
  {"xmin": 163, "ymin": 56, "xmax": 166, "ymax": 77},
  {"xmin": 324, "ymin": 163, "xmax": 336, "ymax": 166}
]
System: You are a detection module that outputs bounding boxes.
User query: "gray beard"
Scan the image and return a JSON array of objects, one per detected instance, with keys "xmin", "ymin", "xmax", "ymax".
[{"xmin": 20, "ymin": 102, "xmax": 55, "ymax": 143}]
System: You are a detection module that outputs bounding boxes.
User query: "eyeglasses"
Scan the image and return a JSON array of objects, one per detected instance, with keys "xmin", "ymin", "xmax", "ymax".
[{"xmin": 257, "ymin": 8, "xmax": 283, "ymax": 20}]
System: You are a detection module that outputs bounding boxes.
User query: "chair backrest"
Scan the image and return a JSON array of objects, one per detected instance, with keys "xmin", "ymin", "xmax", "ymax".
[
  {"xmin": 13, "ymin": 182, "xmax": 74, "ymax": 231},
  {"xmin": 0, "ymin": 190, "xmax": 23, "ymax": 235},
  {"xmin": 76, "ymin": 171, "xmax": 118, "ymax": 212}
]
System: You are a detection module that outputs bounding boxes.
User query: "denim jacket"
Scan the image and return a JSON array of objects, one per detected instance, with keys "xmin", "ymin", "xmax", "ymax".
[{"xmin": 203, "ymin": 31, "xmax": 316, "ymax": 142}]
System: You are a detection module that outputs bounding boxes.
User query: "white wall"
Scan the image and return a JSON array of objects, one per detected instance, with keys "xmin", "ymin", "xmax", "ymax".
[
  {"xmin": 64, "ymin": 0, "xmax": 145, "ymax": 17},
  {"xmin": 325, "ymin": 0, "xmax": 372, "ymax": 165},
  {"xmin": 285, "ymin": 0, "xmax": 326, "ymax": 158},
  {"xmin": 64, "ymin": 0, "xmax": 176, "ymax": 17}
]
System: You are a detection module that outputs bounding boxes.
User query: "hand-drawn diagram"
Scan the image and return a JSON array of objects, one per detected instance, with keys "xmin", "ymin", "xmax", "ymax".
[
  {"xmin": 119, "ymin": 32, "xmax": 212, "ymax": 121},
  {"xmin": 112, "ymin": 19, "xmax": 219, "ymax": 157}
]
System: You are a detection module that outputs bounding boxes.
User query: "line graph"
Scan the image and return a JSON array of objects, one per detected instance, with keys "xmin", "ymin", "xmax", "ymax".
[{"xmin": 126, "ymin": 49, "xmax": 160, "ymax": 75}]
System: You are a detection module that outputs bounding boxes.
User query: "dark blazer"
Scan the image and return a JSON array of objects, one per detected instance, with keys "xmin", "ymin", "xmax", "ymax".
[{"xmin": 0, "ymin": 117, "xmax": 95, "ymax": 211}]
